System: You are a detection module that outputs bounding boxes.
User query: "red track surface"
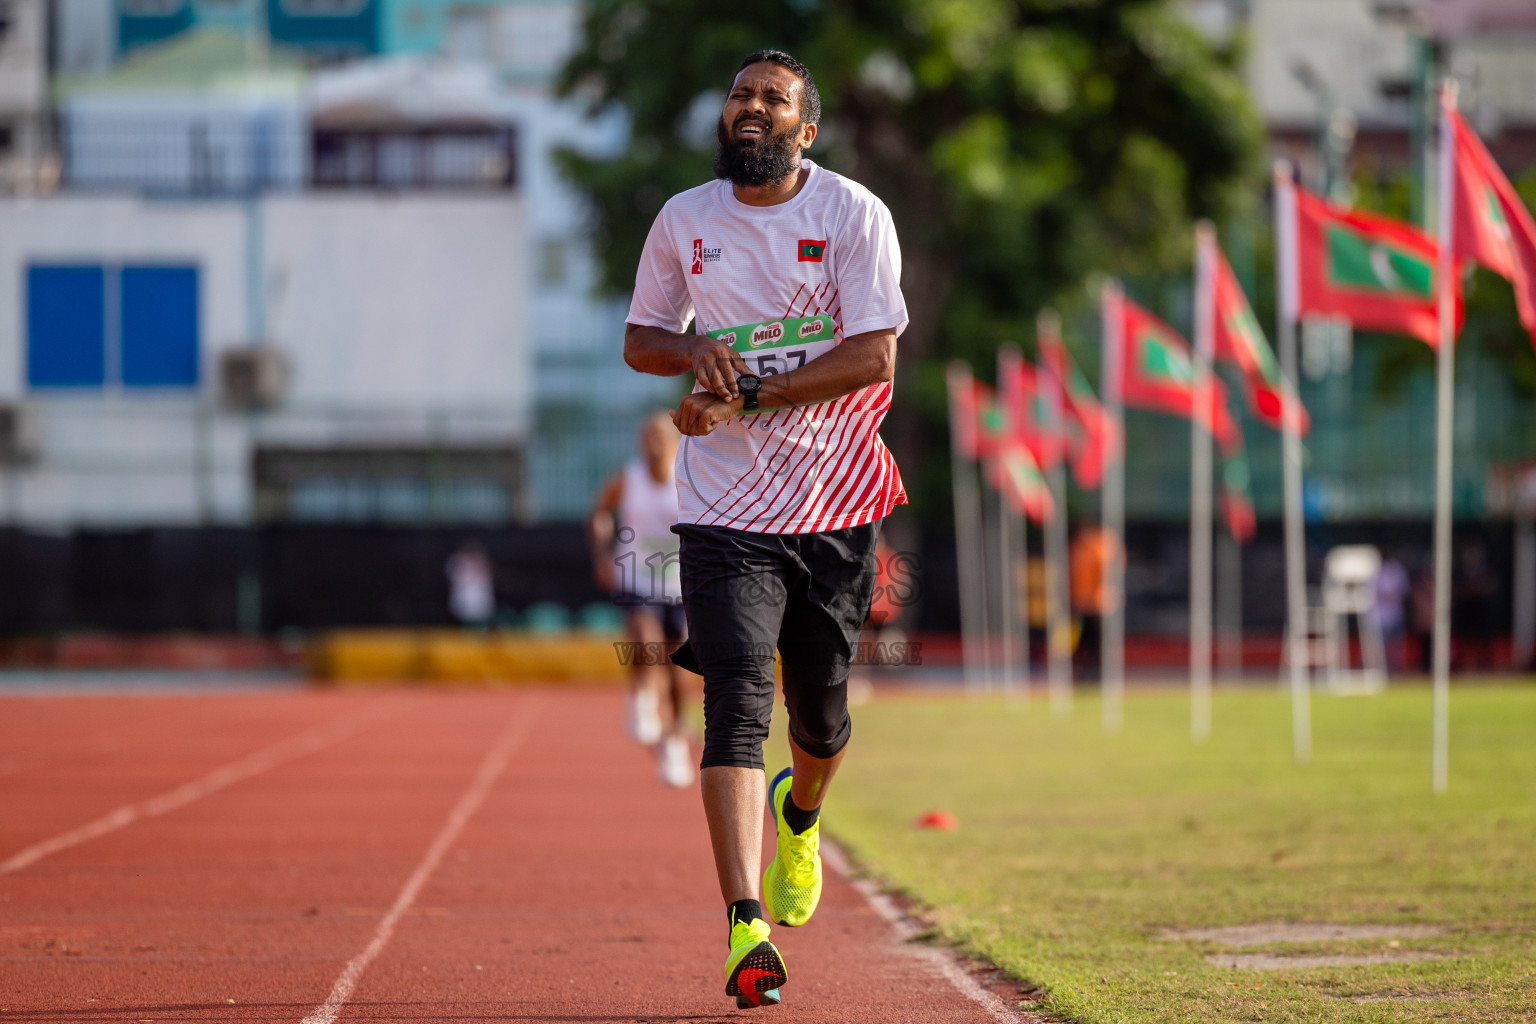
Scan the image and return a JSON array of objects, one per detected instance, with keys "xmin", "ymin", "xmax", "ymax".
[{"xmin": 0, "ymin": 688, "xmax": 1008, "ymax": 1023}]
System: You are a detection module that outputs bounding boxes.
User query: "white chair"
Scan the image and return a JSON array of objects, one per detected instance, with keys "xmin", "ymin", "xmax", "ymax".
[{"xmin": 1321, "ymin": 545, "xmax": 1387, "ymax": 694}]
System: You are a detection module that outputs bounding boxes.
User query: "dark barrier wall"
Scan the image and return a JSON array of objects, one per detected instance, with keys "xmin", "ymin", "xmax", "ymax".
[
  {"xmin": 0, "ymin": 522, "xmax": 1514, "ymax": 635},
  {"xmin": 0, "ymin": 525, "xmax": 606, "ymax": 633}
]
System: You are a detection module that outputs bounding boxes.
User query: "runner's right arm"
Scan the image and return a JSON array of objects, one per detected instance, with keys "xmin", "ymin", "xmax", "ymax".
[
  {"xmin": 624, "ymin": 324, "xmax": 750, "ymax": 401},
  {"xmin": 587, "ymin": 471, "xmax": 624, "ymax": 591}
]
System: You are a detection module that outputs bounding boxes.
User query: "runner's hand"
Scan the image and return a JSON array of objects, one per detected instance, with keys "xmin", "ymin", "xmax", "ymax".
[
  {"xmin": 671, "ymin": 391, "xmax": 742, "ymax": 436},
  {"xmin": 691, "ymin": 339, "xmax": 750, "ymax": 400}
]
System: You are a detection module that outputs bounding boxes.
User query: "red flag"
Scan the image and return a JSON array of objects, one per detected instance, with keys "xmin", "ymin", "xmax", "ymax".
[
  {"xmin": 1445, "ymin": 95, "xmax": 1536, "ymax": 346},
  {"xmin": 986, "ymin": 439, "xmax": 1054, "ymax": 524},
  {"xmin": 1277, "ymin": 173, "xmax": 1460, "ymax": 346},
  {"xmin": 1198, "ymin": 225, "xmax": 1311, "ymax": 435},
  {"xmin": 1038, "ymin": 318, "xmax": 1121, "ymax": 489},
  {"xmin": 947, "ymin": 369, "xmax": 1007, "ymax": 461},
  {"xmin": 997, "ymin": 350, "xmax": 1066, "ymax": 471},
  {"xmin": 1116, "ymin": 296, "xmax": 1239, "ymax": 455},
  {"xmin": 1219, "ymin": 445, "xmax": 1257, "ymax": 544}
]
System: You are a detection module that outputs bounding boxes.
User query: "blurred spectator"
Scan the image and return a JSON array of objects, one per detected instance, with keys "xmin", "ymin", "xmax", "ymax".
[
  {"xmin": 1026, "ymin": 554, "xmax": 1048, "ymax": 664},
  {"xmin": 1373, "ymin": 554, "xmax": 1411, "ymax": 672},
  {"xmin": 445, "ymin": 541, "xmax": 496, "ymax": 629},
  {"xmin": 1410, "ymin": 559, "xmax": 1436, "ymax": 673},
  {"xmin": 1453, "ymin": 543, "xmax": 1499, "ymax": 671},
  {"xmin": 588, "ymin": 412, "xmax": 697, "ymax": 787},
  {"xmin": 1070, "ymin": 526, "xmax": 1120, "ymax": 678}
]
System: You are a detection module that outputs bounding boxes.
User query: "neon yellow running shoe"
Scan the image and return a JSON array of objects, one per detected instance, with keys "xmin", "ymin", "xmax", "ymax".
[
  {"xmin": 762, "ymin": 767, "xmax": 822, "ymax": 927},
  {"xmin": 724, "ymin": 913, "xmax": 786, "ymax": 1009}
]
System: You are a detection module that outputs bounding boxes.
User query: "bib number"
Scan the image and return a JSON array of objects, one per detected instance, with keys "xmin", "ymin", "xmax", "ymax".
[{"xmin": 745, "ymin": 349, "xmax": 807, "ymax": 376}]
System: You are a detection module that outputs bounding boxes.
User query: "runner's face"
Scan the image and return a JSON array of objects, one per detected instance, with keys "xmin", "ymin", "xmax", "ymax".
[
  {"xmin": 721, "ymin": 64, "xmax": 806, "ymax": 145},
  {"xmin": 714, "ymin": 63, "xmax": 816, "ymax": 186}
]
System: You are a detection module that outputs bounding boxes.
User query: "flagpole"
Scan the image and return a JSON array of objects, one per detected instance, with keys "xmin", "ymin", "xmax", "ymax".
[
  {"xmin": 996, "ymin": 346, "xmax": 1022, "ymax": 702},
  {"xmin": 984, "ymin": 471, "xmax": 1002, "ymax": 692},
  {"xmin": 1431, "ymin": 80, "xmax": 1458, "ymax": 793},
  {"xmin": 947, "ymin": 362, "xmax": 989, "ymax": 694},
  {"xmin": 1274, "ymin": 162, "xmax": 1313, "ymax": 763},
  {"xmin": 998, "ymin": 485, "xmax": 1017, "ymax": 698},
  {"xmin": 1038, "ymin": 312, "xmax": 1075, "ymax": 721},
  {"xmin": 1190, "ymin": 224, "xmax": 1217, "ymax": 743},
  {"xmin": 1015, "ymin": 500, "xmax": 1030, "ymax": 701},
  {"xmin": 1100, "ymin": 281, "xmax": 1127, "ymax": 734}
]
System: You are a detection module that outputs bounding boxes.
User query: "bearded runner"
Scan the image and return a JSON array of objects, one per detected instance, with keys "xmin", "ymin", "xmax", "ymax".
[{"xmin": 621, "ymin": 49, "xmax": 908, "ymax": 1010}]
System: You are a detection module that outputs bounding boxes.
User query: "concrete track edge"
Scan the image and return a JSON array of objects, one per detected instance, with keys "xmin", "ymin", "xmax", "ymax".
[{"xmin": 822, "ymin": 838, "xmax": 1057, "ymax": 1023}]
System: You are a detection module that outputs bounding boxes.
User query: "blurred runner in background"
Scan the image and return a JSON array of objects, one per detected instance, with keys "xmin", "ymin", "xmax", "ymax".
[
  {"xmin": 445, "ymin": 541, "xmax": 495, "ymax": 630},
  {"xmin": 588, "ymin": 412, "xmax": 697, "ymax": 787}
]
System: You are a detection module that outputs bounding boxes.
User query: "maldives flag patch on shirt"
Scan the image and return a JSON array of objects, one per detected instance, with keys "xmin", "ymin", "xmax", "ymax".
[{"xmin": 798, "ymin": 239, "xmax": 826, "ymax": 262}]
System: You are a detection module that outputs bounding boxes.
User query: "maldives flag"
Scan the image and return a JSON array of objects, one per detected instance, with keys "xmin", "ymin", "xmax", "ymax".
[
  {"xmin": 1038, "ymin": 318, "xmax": 1120, "ymax": 489},
  {"xmin": 1276, "ymin": 172, "xmax": 1458, "ymax": 346},
  {"xmin": 1116, "ymin": 296, "xmax": 1240, "ymax": 455},
  {"xmin": 1197, "ymin": 225, "xmax": 1311, "ymax": 435},
  {"xmin": 986, "ymin": 439, "xmax": 1054, "ymax": 524},
  {"xmin": 947, "ymin": 366, "xmax": 1007, "ymax": 462},
  {"xmin": 997, "ymin": 349, "xmax": 1066, "ymax": 472},
  {"xmin": 1444, "ymin": 96, "xmax": 1536, "ymax": 346},
  {"xmin": 1219, "ymin": 447, "xmax": 1257, "ymax": 544}
]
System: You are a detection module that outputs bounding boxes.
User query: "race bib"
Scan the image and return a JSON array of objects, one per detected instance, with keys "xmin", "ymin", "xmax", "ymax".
[{"xmin": 709, "ymin": 314, "xmax": 838, "ymax": 379}]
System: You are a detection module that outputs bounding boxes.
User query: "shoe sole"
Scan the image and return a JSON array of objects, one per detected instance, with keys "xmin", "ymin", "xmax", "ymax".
[{"xmin": 725, "ymin": 940, "xmax": 787, "ymax": 1008}]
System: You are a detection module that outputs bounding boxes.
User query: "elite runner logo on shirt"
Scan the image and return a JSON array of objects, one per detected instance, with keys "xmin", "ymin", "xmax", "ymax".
[
  {"xmin": 692, "ymin": 239, "xmax": 722, "ymax": 274},
  {"xmin": 627, "ymin": 160, "xmax": 910, "ymax": 534}
]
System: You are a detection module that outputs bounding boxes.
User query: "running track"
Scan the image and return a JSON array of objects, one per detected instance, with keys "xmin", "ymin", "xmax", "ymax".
[{"xmin": 0, "ymin": 688, "xmax": 1024, "ymax": 1022}]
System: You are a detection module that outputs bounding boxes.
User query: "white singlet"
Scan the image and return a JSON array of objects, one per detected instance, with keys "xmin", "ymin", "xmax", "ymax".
[
  {"xmin": 614, "ymin": 457, "xmax": 682, "ymax": 603},
  {"xmin": 627, "ymin": 159, "xmax": 908, "ymax": 534}
]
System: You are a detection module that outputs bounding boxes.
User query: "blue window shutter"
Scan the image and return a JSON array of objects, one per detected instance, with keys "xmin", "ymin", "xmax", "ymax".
[
  {"xmin": 27, "ymin": 265, "xmax": 106, "ymax": 388},
  {"xmin": 122, "ymin": 265, "xmax": 199, "ymax": 388}
]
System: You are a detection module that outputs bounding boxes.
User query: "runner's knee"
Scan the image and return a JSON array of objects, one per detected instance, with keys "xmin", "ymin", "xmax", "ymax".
[
  {"xmin": 699, "ymin": 654, "xmax": 775, "ymax": 770},
  {"xmin": 785, "ymin": 676, "xmax": 851, "ymax": 760}
]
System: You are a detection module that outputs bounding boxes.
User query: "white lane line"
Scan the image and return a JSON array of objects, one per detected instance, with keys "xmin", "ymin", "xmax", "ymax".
[
  {"xmin": 822, "ymin": 840, "xmax": 1042, "ymax": 1024},
  {"xmin": 0, "ymin": 706, "xmax": 397, "ymax": 876},
  {"xmin": 300, "ymin": 698, "xmax": 543, "ymax": 1024}
]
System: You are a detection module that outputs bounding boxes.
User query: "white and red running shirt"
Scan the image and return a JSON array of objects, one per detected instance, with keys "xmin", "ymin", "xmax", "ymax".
[{"xmin": 627, "ymin": 159, "xmax": 908, "ymax": 534}]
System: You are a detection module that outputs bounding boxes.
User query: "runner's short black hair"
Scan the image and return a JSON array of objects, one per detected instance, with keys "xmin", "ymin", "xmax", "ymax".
[{"xmin": 736, "ymin": 49, "xmax": 821, "ymax": 126}]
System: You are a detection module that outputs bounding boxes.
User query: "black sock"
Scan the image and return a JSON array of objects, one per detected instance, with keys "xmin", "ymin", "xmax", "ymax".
[
  {"xmin": 781, "ymin": 793, "xmax": 820, "ymax": 835},
  {"xmin": 727, "ymin": 899, "xmax": 764, "ymax": 932}
]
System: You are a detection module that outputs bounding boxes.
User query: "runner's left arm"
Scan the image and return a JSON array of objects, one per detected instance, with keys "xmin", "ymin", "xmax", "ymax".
[{"xmin": 670, "ymin": 328, "xmax": 896, "ymax": 436}]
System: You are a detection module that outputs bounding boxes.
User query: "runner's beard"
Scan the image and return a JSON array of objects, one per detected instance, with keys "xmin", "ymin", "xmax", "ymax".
[{"xmin": 714, "ymin": 115, "xmax": 804, "ymax": 187}]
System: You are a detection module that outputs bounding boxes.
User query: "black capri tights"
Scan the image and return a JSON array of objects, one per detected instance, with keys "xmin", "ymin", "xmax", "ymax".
[{"xmin": 673, "ymin": 521, "xmax": 880, "ymax": 771}]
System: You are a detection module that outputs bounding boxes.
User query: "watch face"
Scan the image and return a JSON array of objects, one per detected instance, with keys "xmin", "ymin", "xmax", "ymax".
[{"xmin": 737, "ymin": 373, "xmax": 761, "ymax": 392}]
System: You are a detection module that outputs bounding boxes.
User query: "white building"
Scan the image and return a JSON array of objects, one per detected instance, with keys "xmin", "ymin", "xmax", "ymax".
[
  {"xmin": 11, "ymin": 1, "xmax": 671, "ymax": 529},
  {"xmin": 0, "ymin": 190, "xmax": 529, "ymax": 527}
]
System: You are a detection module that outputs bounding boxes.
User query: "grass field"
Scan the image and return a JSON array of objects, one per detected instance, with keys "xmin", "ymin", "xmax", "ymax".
[{"xmin": 810, "ymin": 683, "xmax": 1536, "ymax": 1023}]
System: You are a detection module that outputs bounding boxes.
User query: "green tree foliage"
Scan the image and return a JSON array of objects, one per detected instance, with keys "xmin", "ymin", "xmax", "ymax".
[{"xmin": 556, "ymin": 0, "xmax": 1264, "ymax": 513}]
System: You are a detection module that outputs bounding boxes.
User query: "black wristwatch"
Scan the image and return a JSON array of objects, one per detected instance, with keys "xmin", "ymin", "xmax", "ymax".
[{"xmin": 737, "ymin": 373, "xmax": 762, "ymax": 411}]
